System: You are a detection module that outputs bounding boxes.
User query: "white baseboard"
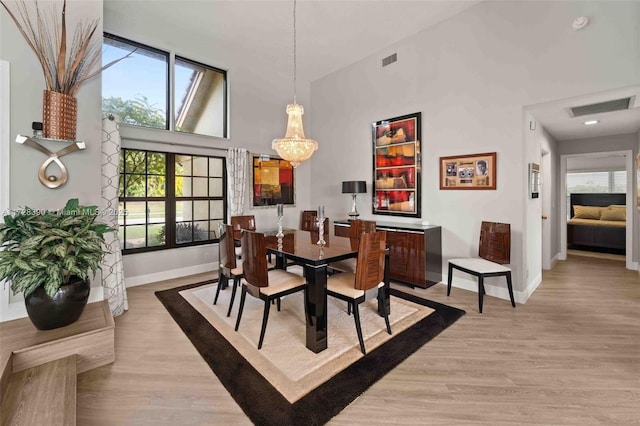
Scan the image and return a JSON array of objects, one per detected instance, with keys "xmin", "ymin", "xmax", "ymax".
[
  {"xmin": 523, "ymin": 272, "xmax": 542, "ymax": 302},
  {"xmin": 124, "ymin": 262, "xmax": 217, "ymax": 288}
]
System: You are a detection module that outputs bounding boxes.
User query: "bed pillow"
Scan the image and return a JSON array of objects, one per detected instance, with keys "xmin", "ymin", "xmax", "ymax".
[
  {"xmin": 600, "ymin": 205, "xmax": 626, "ymax": 221},
  {"xmin": 573, "ymin": 205, "xmax": 602, "ymax": 220}
]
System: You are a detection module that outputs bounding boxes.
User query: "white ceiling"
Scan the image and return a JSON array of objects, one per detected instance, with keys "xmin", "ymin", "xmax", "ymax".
[
  {"xmin": 527, "ymin": 86, "xmax": 640, "ymax": 141},
  {"xmin": 105, "ymin": 0, "xmax": 481, "ymax": 83},
  {"xmin": 104, "ymin": 0, "xmax": 640, "ymax": 142}
]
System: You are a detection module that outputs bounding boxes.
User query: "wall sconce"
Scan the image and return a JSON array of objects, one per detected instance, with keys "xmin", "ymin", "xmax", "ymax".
[
  {"xmin": 342, "ymin": 180, "xmax": 367, "ymax": 218},
  {"xmin": 15, "ymin": 135, "xmax": 85, "ymax": 189}
]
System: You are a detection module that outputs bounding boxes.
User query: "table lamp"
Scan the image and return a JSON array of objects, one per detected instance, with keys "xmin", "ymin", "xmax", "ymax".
[{"xmin": 342, "ymin": 180, "xmax": 367, "ymax": 219}]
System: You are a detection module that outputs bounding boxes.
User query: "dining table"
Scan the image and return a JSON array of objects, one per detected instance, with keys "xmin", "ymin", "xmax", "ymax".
[{"xmin": 259, "ymin": 227, "xmax": 390, "ymax": 353}]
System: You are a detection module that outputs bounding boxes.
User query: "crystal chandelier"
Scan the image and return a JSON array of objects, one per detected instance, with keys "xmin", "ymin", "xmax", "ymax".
[{"xmin": 272, "ymin": 0, "xmax": 318, "ymax": 168}]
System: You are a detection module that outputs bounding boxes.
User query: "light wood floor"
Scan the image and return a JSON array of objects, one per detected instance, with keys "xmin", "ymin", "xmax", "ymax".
[{"xmin": 77, "ymin": 256, "xmax": 639, "ymax": 425}]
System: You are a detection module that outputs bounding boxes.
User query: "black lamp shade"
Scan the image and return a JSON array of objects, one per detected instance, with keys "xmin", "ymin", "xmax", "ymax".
[{"xmin": 342, "ymin": 180, "xmax": 367, "ymax": 194}]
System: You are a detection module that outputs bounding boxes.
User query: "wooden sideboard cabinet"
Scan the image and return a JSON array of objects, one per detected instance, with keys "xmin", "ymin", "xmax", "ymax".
[{"xmin": 334, "ymin": 220, "xmax": 442, "ymax": 288}]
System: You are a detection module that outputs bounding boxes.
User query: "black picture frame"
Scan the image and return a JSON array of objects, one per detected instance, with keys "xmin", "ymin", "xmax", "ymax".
[{"xmin": 372, "ymin": 112, "xmax": 421, "ymax": 218}]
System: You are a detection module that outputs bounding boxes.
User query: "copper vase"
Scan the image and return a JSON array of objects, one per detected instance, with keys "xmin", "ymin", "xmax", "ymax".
[{"xmin": 43, "ymin": 90, "xmax": 77, "ymax": 140}]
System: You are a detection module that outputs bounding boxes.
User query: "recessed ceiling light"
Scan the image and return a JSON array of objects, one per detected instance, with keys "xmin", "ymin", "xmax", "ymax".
[{"xmin": 584, "ymin": 120, "xmax": 599, "ymax": 125}]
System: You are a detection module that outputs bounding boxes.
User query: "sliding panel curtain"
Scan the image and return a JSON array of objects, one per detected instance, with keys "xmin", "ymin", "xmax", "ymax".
[
  {"xmin": 227, "ymin": 148, "xmax": 248, "ymax": 215},
  {"xmin": 101, "ymin": 115, "xmax": 128, "ymax": 316}
]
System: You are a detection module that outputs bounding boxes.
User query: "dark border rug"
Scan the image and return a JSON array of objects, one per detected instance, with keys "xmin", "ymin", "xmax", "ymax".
[{"xmin": 155, "ymin": 281, "xmax": 465, "ymax": 425}]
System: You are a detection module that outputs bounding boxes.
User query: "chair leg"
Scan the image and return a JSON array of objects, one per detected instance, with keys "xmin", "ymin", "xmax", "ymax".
[
  {"xmin": 214, "ymin": 274, "xmax": 226, "ymax": 305},
  {"xmin": 506, "ymin": 272, "xmax": 516, "ymax": 308},
  {"xmin": 352, "ymin": 303, "xmax": 366, "ymax": 355},
  {"xmin": 234, "ymin": 287, "xmax": 247, "ymax": 331},
  {"xmin": 447, "ymin": 263, "xmax": 453, "ymax": 296},
  {"xmin": 258, "ymin": 299, "xmax": 272, "ymax": 350},
  {"xmin": 478, "ymin": 275, "xmax": 484, "ymax": 313},
  {"xmin": 226, "ymin": 276, "xmax": 240, "ymax": 317},
  {"xmin": 276, "ymin": 297, "xmax": 281, "ymax": 311},
  {"xmin": 381, "ymin": 293, "xmax": 392, "ymax": 335}
]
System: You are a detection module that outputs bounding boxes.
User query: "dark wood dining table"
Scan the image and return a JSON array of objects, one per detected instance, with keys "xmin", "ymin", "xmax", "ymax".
[{"xmin": 260, "ymin": 228, "xmax": 390, "ymax": 353}]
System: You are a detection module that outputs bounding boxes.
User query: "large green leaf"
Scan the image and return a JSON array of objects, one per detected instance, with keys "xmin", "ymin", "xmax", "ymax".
[
  {"xmin": 14, "ymin": 258, "xmax": 34, "ymax": 271},
  {"xmin": 64, "ymin": 198, "xmax": 79, "ymax": 211}
]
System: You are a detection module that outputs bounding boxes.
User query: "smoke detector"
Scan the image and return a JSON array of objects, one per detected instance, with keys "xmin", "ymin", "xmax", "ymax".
[{"xmin": 572, "ymin": 16, "xmax": 589, "ymax": 31}]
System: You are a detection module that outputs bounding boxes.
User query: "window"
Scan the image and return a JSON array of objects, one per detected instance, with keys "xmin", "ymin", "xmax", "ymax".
[
  {"xmin": 119, "ymin": 149, "xmax": 226, "ymax": 253},
  {"xmin": 175, "ymin": 56, "xmax": 227, "ymax": 138},
  {"xmin": 566, "ymin": 170, "xmax": 626, "ymax": 219},
  {"xmin": 102, "ymin": 35, "xmax": 169, "ymax": 130},
  {"xmin": 103, "ymin": 34, "xmax": 227, "ymax": 138},
  {"xmin": 567, "ymin": 171, "xmax": 627, "ymax": 194}
]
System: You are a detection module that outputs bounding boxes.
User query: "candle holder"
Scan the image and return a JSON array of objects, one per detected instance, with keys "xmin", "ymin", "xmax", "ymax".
[
  {"xmin": 276, "ymin": 203, "xmax": 284, "ymax": 238},
  {"xmin": 316, "ymin": 217, "xmax": 326, "ymax": 246},
  {"xmin": 276, "ymin": 215, "xmax": 284, "ymax": 238}
]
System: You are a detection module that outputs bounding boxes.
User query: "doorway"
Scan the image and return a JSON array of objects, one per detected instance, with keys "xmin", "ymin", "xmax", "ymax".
[
  {"xmin": 560, "ymin": 150, "xmax": 634, "ymax": 269},
  {"xmin": 525, "ymin": 85, "xmax": 640, "ymax": 275}
]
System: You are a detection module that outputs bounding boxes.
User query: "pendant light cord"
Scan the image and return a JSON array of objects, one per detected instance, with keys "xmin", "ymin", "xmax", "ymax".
[{"xmin": 293, "ymin": 0, "xmax": 297, "ymax": 104}]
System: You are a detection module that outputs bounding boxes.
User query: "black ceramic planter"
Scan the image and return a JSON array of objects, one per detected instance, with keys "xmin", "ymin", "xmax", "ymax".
[{"xmin": 24, "ymin": 276, "xmax": 90, "ymax": 330}]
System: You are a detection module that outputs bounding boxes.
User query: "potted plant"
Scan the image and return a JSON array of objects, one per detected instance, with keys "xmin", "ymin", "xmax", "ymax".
[{"xmin": 0, "ymin": 199, "xmax": 113, "ymax": 330}]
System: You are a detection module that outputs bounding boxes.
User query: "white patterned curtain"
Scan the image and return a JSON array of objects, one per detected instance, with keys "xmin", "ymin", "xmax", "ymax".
[
  {"xmin": 101, "ymin": 115, "xmax": 128, "ymax": 316},
  {"xmin": 227, "ymin": 148, "xmax": 248, "ymax": 215}
]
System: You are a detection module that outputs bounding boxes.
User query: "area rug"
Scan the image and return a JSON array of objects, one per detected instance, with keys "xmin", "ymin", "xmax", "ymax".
[{"xmin": 155, "ymin": 280, "xmax": 465, "ymax": 425}]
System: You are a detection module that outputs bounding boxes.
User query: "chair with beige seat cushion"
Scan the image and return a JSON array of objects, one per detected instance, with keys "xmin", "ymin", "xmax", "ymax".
[
  {"xmin": 299, "ymin": 210, "xmax": 328, "ymax": 231},
  {"xmin": 231, "ymin": 215, "xmax": 256, "ymax": 257},
  {"xmin": 234, "ymin": 231, "xmax": 306, "ymax": 350},
  {"xmin": 325, "ymin": 230, "xmax": 391, "ymax": 355},
  {"xmin": 447, "ymin": 221, "xmax": 516, "ymax": 313},
  {"xmin": 215, "ymin": 224, "xmax": 244, "ymax": 317},
  {"xmin": 329, "ymin": 219, "xmax": 377, "ymax": 273}
]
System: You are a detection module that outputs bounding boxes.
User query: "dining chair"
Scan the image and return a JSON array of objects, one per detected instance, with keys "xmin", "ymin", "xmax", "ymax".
[
  {"xmin": 214, "ymin": 224, "xmax": 244, "ymax": 317},
  {"xmin": 329, "ymin": 219, "xmax": 377, "ymax": 273},
  {"xmin": 299, "ymin": 210, "xmax": 329, "ymax": 231},
  {"xmin": 230, "ymin": 215, "xmax": 256, "ymax": 256},
  {"xmin": 447, "ymin": 221, "xmax": 516, "ymax": 313},
  {"xmin": 288, "ymin": 210, "xmax": 329, "ymax": 270},
  {"xmin": 234, "ymin": 230, "xmax": 306, "ymax": 350},
  {"xmin": 325, "ymin": 230, "xmax": 391, "ymax": 355}
]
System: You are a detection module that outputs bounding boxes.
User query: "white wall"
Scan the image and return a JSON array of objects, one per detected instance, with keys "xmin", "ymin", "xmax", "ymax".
[
  {"xmin": 559, "ymin": 133, "xmax": 639, "ymax": 156},
  {"xmin": 309, "ymin": 0, "xmax": 640, "ymax": 301}
]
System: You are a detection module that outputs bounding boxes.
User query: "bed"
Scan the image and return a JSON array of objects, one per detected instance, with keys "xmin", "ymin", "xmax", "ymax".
[{"xmin": 568, "ymin": 193, "xmax": 626, "ymax": 254}]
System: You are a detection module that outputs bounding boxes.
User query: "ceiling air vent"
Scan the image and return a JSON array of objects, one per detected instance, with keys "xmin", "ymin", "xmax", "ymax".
[
  {"xmin": 382, "ymin": 53, "xmax": 397, "ymax": 67},
  {"xmin": 569, "ymin": 97, "xmax": 632, "ymax": 117}
]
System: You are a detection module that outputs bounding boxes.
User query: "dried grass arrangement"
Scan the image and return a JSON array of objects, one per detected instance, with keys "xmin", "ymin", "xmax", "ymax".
[
  {"xmin": 0, "ymin": 0, "xmax": 124, "ymax": 96},
  {"xmin": 1, "ymin": 0, "xmax": 131, "ymax": 139}
]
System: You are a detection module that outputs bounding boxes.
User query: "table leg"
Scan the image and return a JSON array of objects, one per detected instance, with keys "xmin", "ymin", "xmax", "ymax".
[
  {"xmin": 275, "ymin": 252, "xmax": 287, "ymax": 270},
  {"xmin": 304, "ymin": 264, "xmax": 328, "ymax": 353}
]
